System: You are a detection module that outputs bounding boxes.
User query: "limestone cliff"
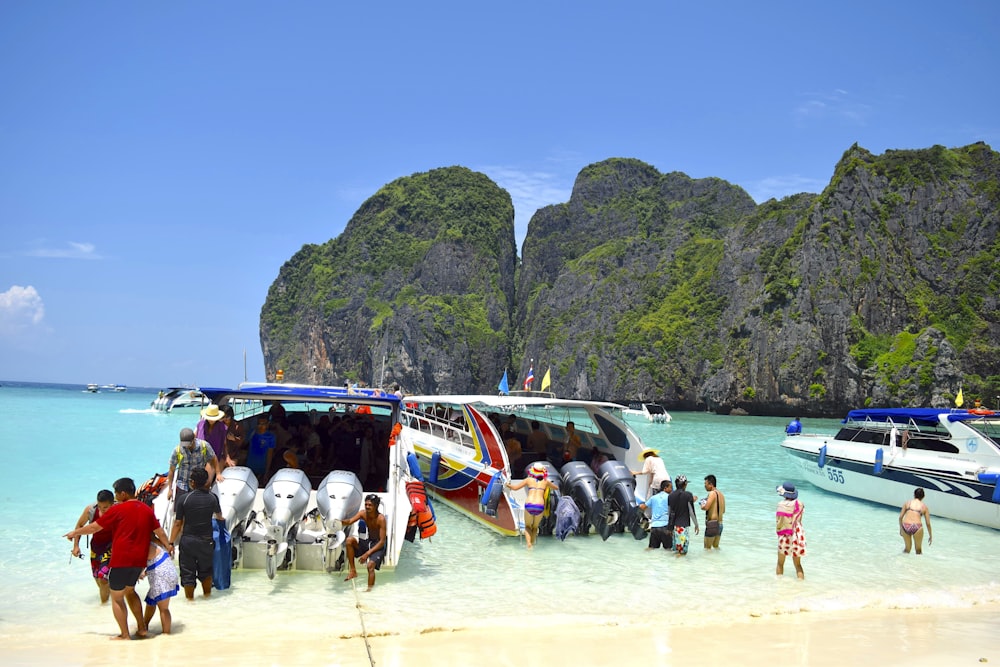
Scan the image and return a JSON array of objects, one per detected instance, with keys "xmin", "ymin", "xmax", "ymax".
[{"xmin": 260, "ymin": 143, "xmax": 1000, "ymax": 416}]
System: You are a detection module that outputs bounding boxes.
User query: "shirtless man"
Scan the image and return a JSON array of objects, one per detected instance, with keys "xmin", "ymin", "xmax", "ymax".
[
  {"xmin": 899, "ymin": 487, "xmax": 933, "ymax": 554},
  {"xmin": 506, "ymin": 463, "xmax": 559, "ymax": 549},
  {"xmin": 343, "ymin": 494, "xmax": 387, "ymax": 591},
  {"xmin": 702, "ymin": 474, "xmax": 726, "ymax": 549}
]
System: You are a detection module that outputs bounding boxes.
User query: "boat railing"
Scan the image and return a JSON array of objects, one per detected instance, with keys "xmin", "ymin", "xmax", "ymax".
[{"xmin": 402, "ymin": 409, "xmax": 474, "ymax": 449}]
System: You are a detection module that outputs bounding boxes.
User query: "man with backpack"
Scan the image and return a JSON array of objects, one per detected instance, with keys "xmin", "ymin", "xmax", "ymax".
[{"xmin": 166, "ymin": 427, "xmax": 221, "ymax": 501}]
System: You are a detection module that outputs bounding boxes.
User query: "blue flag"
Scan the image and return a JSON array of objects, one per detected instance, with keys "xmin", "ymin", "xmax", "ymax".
[{"xmin": 498, "ymin": 370, "xmax": 509, "ymax": 394}]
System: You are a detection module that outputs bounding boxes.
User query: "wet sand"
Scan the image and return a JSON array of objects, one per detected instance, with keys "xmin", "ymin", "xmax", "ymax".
[{"xmin": 3, "ymin": 604, "xmax": 998, "ymax": 666}]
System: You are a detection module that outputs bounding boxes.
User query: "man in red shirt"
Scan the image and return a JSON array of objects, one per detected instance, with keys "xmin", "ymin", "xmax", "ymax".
[{"xmin": 65, "ymin": 477, "xmax": 173, "ymax": 640}]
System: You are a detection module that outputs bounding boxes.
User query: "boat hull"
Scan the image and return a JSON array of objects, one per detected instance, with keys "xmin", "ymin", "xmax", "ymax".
[{"xmin": 784, "ymin": 438, "xmax": 1000, "ymax": 530}]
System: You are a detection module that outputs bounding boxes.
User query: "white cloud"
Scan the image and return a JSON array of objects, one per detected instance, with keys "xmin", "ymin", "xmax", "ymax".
[
  {"xmin": 478, "ymin": 166, "xmax": 573, "ymax": 249},
  {"xmin": 0, "ymin": 285, "xmax": 45, "ymax": 334},
  {"xmin": 744, "ymin": 175, "xmax": 829, "ymax": 203},
  {"xmin": 25, "ymin": 241, "xmax": 102, "ymax": 259},
  {"xmin": 793, "ymin": 89, "xmax": 872, "ymax": 126}
]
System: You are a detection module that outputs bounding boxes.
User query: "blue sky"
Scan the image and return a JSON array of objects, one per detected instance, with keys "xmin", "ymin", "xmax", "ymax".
[{"xmin": 1, "ymin": 1, "xmax": 997, "ymax": 388}]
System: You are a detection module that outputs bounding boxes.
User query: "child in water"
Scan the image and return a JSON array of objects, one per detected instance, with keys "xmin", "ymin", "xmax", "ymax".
[{"xmin": 141, "ymin": 540, "xmax": 179, "ymax": 634}]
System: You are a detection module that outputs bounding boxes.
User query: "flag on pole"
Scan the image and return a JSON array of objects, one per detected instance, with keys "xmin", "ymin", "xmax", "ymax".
[
  {"xmin": 498, "ymin": 370, "xmax": 509, "ymax": 395},
  {"xmin": 955, "ymin": 387, "xmax": 964, "ymax": 407},
  {"xmin": 523, "ymin": 365, "xmax": 534, "ymax": 391},
  {"xmin": 541, "ymin": 367, "xmax": 551, "ymax": 392}
]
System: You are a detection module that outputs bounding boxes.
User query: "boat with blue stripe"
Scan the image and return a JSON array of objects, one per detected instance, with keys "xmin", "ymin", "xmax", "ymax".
[{"xmin": 781, "ymin": 407, "xmax": 1000, "ymax": 529}]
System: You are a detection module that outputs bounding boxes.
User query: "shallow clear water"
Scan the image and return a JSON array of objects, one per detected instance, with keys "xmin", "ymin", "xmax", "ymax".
[{"xmin": 1, "ymin": 382, "xmax": 997, "ymax": 640}]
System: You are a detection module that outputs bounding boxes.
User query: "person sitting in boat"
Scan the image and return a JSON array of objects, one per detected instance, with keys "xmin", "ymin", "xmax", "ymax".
[
  {"xmin": 221, "ymin": 404, "xmax": 246, "ymax": 468},
  {"xmin": 526, "ymin": 420, "xmax": 548, "ymax": 457},
  {"xmin": 246, "ymin": 415, "xmax": 276, "ymax": 482},
  {"xmin": 785, "ymin": 417, "xmax": 802, "ymax": 436},
  {"xmin": 505, "ymin": 463, "xmax": 559, "ymax": 550},
  {"xmin": 563, "ymin": 421, "xmax": 584, "ymax": 462},
  {"xmin": 343, "ymin": 494, "xmax": 387, "ymax": 591}
]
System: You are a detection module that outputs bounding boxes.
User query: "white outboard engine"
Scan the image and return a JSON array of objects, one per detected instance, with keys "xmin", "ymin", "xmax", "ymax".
[
  {"xmin": 598, "ymin": 459, "xmax": 646, "ymax": 540},
  {"xmin": 257, "ymin": 468, "xmax": 312, "ymax": 579},
  {"xmin": 560, "ymin": 461, "xmax": 604, "ymax": 538},
  {"xmin": 217, "ymin": 466, "xmax": 259, "ymax": 534},
  {"xmin": 313, "ymin": 470, "xmax": 364, "ymax": 572}
]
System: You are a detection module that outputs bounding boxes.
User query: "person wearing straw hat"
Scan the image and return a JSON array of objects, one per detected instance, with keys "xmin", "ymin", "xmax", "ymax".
[
  {"xmin": 775, "ymin": 482, "xmax": 806, "ymax": 579},
  {"xmin": 505, "ymin": 464, "xmax": 559, "ymax": 549},
  {"xmin": 196, "ymin": 403, "xmax": 228, "ymax": 462},
  {"xmin": 632, "ymin": 447, "xmax": 670, "ymax": 506}
]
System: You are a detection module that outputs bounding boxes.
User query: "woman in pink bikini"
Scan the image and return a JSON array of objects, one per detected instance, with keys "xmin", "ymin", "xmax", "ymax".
[{"xmin": 899, "ymin": 487, "xmax": 933, "ymax": 554}]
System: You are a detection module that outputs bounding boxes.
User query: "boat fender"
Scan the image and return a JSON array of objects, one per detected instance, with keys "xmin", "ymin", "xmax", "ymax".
[
  {"xmin": 874, "ymin": 448, "xmax": 884, "ymax": 475},
  {"xmin": 978, "ymin": 472, "xmax": 1000, "ymax": 484},
  {"xmin": 969, "ymin": 409, "xmax": 995, "ymax": 415},
  {"xmin": 481, "ymin": 471, "xmax": 504, "ymax": 517},
  {"xmin": 817, "ymin": 444, "xmax": 827, "ymax": 469},
  {"xmin": 428, "ymin": 451, "xmax": 442, "ymax": 486},
  {"xmin": 406, "ymin": 480, "xmax": 428, "ymax": 513},
  {"xmin": 406, "ymin": 452, "xmax": 424, "ymax": 481}
]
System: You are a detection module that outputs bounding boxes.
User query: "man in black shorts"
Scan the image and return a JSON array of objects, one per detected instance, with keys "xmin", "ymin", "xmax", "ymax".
[
  {"xmin": 169, "ymin": 467, "xmax": 223, "ymax": 599},
  {"xmin": 343, "ymin": 494, "xmax": 387, "ymax": 591},
  {"xmin": 64, "ymin": 477, "xmax": 172, "ymax": 639}
]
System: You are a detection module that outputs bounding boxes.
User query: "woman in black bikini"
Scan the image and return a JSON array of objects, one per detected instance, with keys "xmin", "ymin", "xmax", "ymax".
[{"xmin": 899, "ymin": 487, "xmax": 932, "ymax": 554}]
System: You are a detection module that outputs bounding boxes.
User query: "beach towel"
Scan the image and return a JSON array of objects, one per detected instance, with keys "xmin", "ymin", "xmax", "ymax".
[{"xmin": 555, "ymin": 496, "xmax": 580, "ymax": 541}]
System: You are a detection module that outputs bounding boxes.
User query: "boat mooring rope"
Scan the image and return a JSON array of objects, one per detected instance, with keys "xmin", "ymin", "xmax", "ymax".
[{"xmin": 350, "ymin": 576, "xmax": 376, "ymax": 666}]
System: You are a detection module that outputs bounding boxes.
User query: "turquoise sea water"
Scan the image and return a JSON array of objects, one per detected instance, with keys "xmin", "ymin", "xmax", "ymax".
[{"xmin": 1, "ymin": 381, "xmax": 998, "ymax": 643}]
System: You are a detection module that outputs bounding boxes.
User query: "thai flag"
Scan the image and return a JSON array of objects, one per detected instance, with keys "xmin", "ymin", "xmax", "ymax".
[{"xmin": 523, "ymin": 365, "xmax": 534, "ymax": 391}]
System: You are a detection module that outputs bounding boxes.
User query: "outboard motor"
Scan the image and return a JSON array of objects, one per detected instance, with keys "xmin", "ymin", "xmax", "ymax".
[
  {"xmin": 525, "ymin": 461, "xmax": 561, "ymax": 537},
  {"xmin": 598, "ymin": 459, "xmax": 646, "ymax": 541},
  {"xmin": 313, "ymin": 470, "xmax": 364, "ymax": 572},
  {"xmin": 560, "ymin": 461, "xmax": 603, "ymax": 537},
  {"xmin": 260, "ymin": 468, "xmax": 312, "ymax": 579},
  {"xmin": 216, "ymin": 465, "xmax": 259, "ymax": 534}
]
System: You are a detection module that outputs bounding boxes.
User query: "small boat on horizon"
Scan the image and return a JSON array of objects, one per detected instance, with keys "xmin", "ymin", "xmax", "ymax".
[
  {"xmin": 150, "ymin": 387, "xmax": 210, "ymax": 413},
  {"xmin": 781, "ymin": 407, "xmax": 1000, "ymax": 529},
  {"xmin": 85, "ymin": 383, "xmax": 99, "ymax": 393},
  {"xmin": 620, "ymin": 401, "xmax": 672, "ymax": 424}
]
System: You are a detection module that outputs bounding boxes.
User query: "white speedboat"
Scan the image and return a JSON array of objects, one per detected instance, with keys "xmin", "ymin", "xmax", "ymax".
[
  {"xmin": 150, "ymin": 387, "xmax": 211, "ymax": 413},
  {"xmin": 781, "ymin": 407, "xmax": 1000, "ymax": 529},
  {"xmin": 86, "ymin": 383, "xmax": 99, "ymax": 393},
  {"xmin": 182, "ymin": 382, "xmax": 429, "ymax": 576},
  {"xmin": 401, "ymin": 393, "xmax": 652, "ymax": 540},
  {"xmin": 621, "ymin": 401, "xmax": 672, "ymax": 423}
]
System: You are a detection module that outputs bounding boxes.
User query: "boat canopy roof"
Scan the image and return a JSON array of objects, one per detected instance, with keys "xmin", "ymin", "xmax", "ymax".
[
  {"xmin": 405, "ymin": 394, "xmax": 625, "ymax": 412},
  {"xmin": 199, "ymin": 383, "xmax": 401, "ymax": 408},
  {"xmin": 844, "ymin": 407, "xmax": 993, "ymax": 426}
]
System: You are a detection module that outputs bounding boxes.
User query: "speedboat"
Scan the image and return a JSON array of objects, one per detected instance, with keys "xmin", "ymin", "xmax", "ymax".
[
  {"xmin": 621, "ymin": 401, "xmax": 672, "ymax": 424},
  {"xmin": 781, "ymin": 407, "xmax": 1000, "ymax": 529},
  {"xmin": 401, "ymin": 393, "xmax": 651, "ymax": 541},
  {"xmin": 150, "ymin": 387, "xmax": 211, "ymax": 413},
  {"xmin": 86, "ymin": 383, "xmax": 99, "ymax": 393},
  {"xmin": 183, "ymin": 382, "xmax": 429, "ymax": 577}
]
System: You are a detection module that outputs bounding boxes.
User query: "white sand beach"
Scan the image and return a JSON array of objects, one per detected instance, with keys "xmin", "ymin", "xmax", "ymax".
[{"xmin": 4, "ymin": 605, "xmax": 998, "ymax": 667}]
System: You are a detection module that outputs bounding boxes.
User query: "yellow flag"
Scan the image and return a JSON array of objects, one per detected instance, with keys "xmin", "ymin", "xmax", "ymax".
[
  {"xmin": 955, "ymin": 387, "xmax": 964, "ymax": 407},
  {"xmin": 541, "ymin": 368, "xmax": 552, "ymax": 392}
]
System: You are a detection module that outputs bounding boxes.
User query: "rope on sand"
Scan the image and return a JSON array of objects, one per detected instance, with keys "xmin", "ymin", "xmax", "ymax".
[{"xmin": 350, "ymin": 575, "xmax": 376, "ymax": 666}]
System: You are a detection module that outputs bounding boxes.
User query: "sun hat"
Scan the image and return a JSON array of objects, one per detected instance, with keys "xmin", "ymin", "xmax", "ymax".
[
  {"xmin": 201, "ymin": 404, "xmax": 224, "ymax": 421},
  {"xmin": 179, "ymin": 427, "xmax": 195, "ymax": 444},
  {"xmin": 776, "ymin": 482, "xmax": 798, "ymax": 500},
  {"xmin": 641, "ymin": 448, "xmax": 658, "ymax": 458},
  {"xmin": 529, "ymin": 463, "xmax": 547, "ymax": 480}
]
